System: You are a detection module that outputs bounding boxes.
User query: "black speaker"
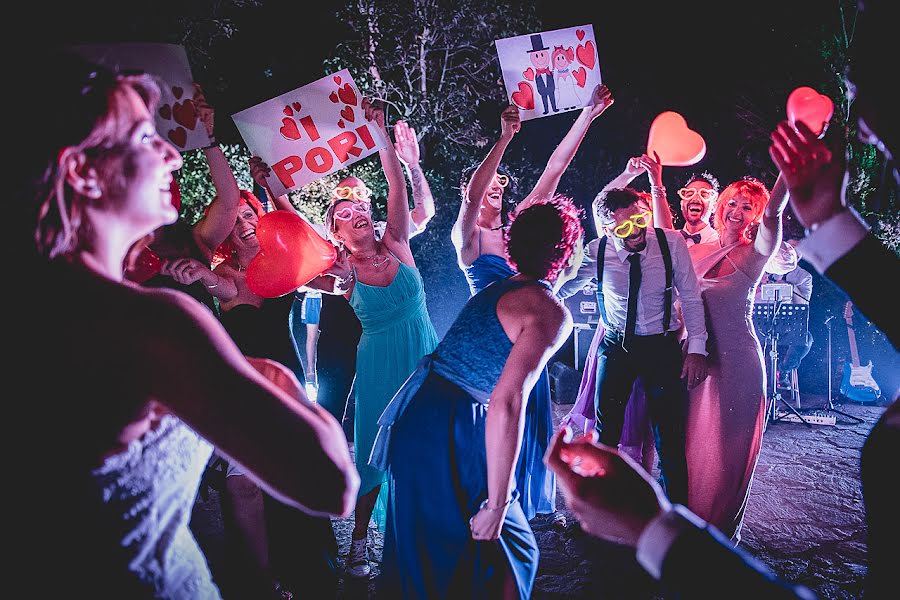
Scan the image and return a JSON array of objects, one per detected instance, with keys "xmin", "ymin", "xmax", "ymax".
[
  {"xmin": 564, "ymin": 282, "xmax": 601, "ymax": 326},
  {"xmin": 549, "ymin": 361, "xmax": 582, "ymax": 405}
]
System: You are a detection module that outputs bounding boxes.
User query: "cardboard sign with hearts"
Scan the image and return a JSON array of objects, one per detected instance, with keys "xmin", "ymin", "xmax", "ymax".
[
  {"xmin": 69, "ymin": 43, "xmax": 212, "ymax": 152},
  {"xmin": 495, "ymin": 25, "xmax": 602, "ymax": 121},
  {"xmin": 232, "ymin": 68, "xmax": 389, "ymax": 197}
]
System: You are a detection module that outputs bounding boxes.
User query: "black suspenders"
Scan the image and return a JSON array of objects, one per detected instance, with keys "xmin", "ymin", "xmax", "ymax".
[{"xmin": 595, "ymin": 228, "xmax": 673, "ymax": 333}]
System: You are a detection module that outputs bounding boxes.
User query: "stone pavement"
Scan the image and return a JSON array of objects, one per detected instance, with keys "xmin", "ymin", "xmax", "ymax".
[{"xmin": 192, "ymin": 395, "xmax": 887, "ymax": 599}]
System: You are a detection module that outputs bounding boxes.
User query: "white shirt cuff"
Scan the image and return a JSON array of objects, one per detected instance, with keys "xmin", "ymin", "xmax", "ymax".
[
  {"xmin": 686, "ymin": 337, "xmax": 708, "ymax": 356},
  {"xmin": 798, "ymin": 208, "xmax": 869, "ymax": 274},
  {"xmin": 636, "ymin": 504, "xmax": 706, "ymax": 579}
]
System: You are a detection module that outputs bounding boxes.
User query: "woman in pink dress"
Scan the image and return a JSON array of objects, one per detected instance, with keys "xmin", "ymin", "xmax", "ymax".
[{"xmin": 685, "ymin": 176, "xmax": 787, "ymax": 541}]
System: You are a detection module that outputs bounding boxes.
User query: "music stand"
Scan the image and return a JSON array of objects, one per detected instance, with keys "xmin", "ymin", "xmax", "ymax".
[
  {"xmin": 824, "ymin": 315, "xmax": 863, "ymax": 424},
  {"xmin": 753, "ymin": 300, "xmax": 812, "ymax": 427}
]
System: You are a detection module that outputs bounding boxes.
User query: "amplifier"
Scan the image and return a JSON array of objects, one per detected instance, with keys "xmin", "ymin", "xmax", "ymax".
[{"xmin": 564, "ymin": 282, "xmax": 601, "ymax": 325}]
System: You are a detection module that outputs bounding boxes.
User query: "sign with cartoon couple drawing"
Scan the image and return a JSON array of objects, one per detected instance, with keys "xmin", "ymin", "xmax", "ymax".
[{"xmin": 495, "ymin": 25, "xmax": 601, "ymax": 120}]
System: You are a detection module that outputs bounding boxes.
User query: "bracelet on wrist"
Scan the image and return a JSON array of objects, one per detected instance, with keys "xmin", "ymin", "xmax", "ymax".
[
  {"xmin": 479, "ymin": 494, "xmax": 516, "ymax": 512},
  {"xmin": 206, "ymin": 274, "xmax": 219, "ymax": 289}
]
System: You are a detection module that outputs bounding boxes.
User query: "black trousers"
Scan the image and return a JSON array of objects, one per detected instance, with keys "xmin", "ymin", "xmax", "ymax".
[{"xmin": 594, "ymin": 330, "xmax": 689, "ymax": 504}]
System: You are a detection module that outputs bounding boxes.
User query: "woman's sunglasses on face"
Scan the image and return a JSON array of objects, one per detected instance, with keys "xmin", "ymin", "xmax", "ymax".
[
  {"xmin": 677, "ymin": 187, "xmax": 718, "ymax": 202},
  {"xmin": 493, "ymin": 173, "xmax": 509, "ymax": 188},
  {"xmin": 611, "ymin": 210, "xmax": 652, "ymax": 238},
  {"xmin": 334, "ymin": 201, "xmax": 372, "ymax": 222},
  {"xmin": 333, "ymin": 185, "xmax": 372, "ymax": 201}
]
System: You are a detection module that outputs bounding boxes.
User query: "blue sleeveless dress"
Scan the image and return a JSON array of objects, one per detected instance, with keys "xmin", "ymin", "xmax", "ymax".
[
  {"xmin": 373, "ymin": 278, "xmax": 543, "ymax": 599},
  {"xmin": 464, "ymin": 253, "xmax": 556, "ymax": 519}
]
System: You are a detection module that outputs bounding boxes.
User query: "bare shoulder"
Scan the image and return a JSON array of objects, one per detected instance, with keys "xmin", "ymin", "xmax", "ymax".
[{"xmin": 498, "ymin": 283, "xmax": 571, "ymax": 333}]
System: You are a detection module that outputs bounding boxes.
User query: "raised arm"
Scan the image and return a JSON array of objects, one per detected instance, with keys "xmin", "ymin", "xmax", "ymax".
[
  {"xmin": 641, "ymin": 152, "xmax": 674, "ymax": 229},
  {"xmin": 145, "ymin": 290, "xmax": 358, "ymax": 516},
  {"xmin": 191, "ymin": 84, "xmax": 242, "ymax": 261},
  {"xmin": 160, "ymin": 257, "xmax": 238, "ymax": 302},
  {"xmin": 517, "ymin": 84, "xmax": 615, "ymax": 211},
  {"xmin": 453, "ymin": 105, "xmax": 521, "ymax": 247},
  {"xmin": 393, "ymin": 120, "xmax": 434, "ymax": 235},
  {"xmin": 363, "ymin": 100, "xmax": 411, "ymax": 249},
  {"xmin": 754, "ymin": 171, "xmax": 789, "ymax": 258},
  {"xmin": 249, "ymin": 155, "xmax": 295, "ymax": 213}
]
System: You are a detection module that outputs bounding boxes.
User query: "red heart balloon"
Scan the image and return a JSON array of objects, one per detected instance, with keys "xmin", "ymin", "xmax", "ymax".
[
  {"xmin": 786, "ymin": 86, "xmax": 834, "ymax": 136},
  {"xmin": 511, "ymin": 81, "xmax": 534, "ymax": 111},
  {"xmin": 126, "ymin": 248, "xmax": 162, "ymax": 284},
  {"xmin": 647, "ymin": 111, "xmax": 706, "ymax": 167},
  {"xmin": 246, "ymin": 211, "xmax": 337, "ymax": 298}
]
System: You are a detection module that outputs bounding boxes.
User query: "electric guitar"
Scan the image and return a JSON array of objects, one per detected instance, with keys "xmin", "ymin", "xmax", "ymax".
[{"xmin": 840, "ymin": 302, "xmax": 881, "ymax": 402}]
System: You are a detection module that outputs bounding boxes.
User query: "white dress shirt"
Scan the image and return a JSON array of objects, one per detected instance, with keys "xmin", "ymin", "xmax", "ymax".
[
  {"xmin": 679, "ymin": 224, "xmax": 719, "ymax": 247},
  {"xmin": 560, "ymin": 229, "xmax": 708, "ymax": 355},
  {"xmin": 798, "ymin": 207, "xmax": 869, "ymax": 274}
]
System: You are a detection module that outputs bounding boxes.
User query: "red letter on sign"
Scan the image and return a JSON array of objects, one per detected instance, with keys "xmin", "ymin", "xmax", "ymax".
[
  {"xmin": 328, "ymin": 131, "xmax": 361, "ymax": 163},
  {"xmin": 271, "ymin": 155, "xmax": 303, "ymax": 189},
  {"xmin": 356, "ymin": 124, "xmax": 377, "ymax": 150},
  {"xmin": 305, "ymin": 146, "xmax": 335, "ymax": 174},
  {"xmin": 300, "ymin": 116, "xmax": 321, "ymax": 142}
]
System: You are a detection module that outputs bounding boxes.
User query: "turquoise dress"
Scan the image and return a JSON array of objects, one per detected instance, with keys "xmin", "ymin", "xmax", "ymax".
[{"xmin": 350, "ymin": 254, "xmax": 438, "ymax": 528}]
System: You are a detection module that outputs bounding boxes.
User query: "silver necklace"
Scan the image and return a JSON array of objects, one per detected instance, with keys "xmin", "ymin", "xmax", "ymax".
[{"xmin": 356, "ymin": 251, "xmax": 390, "ymax": 270}]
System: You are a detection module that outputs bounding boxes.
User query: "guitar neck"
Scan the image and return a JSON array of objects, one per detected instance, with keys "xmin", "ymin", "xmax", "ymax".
[{"xmin": 847, "ymin": 324, "xmax": 861, "ymax": 367}]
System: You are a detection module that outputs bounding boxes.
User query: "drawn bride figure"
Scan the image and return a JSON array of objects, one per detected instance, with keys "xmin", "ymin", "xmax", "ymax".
[{"xmin": 553, "ymin": 45, "xmax": 582, "ymax": 110}]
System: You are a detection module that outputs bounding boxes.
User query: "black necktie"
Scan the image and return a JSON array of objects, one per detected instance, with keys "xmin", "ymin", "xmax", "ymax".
[
  {"xmin": 624, "ymin": 253, "xmax": 642, "ymax": 351},
  {"xmin": 681, "ymin": 230, "xmax": 702, "ymax": 245}
]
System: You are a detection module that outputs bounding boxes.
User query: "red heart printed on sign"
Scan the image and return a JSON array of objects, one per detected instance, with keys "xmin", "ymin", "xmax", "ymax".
[
  {"xmin": 159, "ymin": 104, "xmax": 172, "ymax": 120},
  {"xmin": 173, "ymin": 100, "xmax": 197, "ymax": 131},
  {"xmin": 576, "ymin": 41, "xmax": 595, "ymax": 70},
  {"xmin": 246, "ymin": 211, "xmax": 337, "ymax": 298},
  {"xmin": 337, "ymin": 83, "xmax": 357, "ymax": 106},
  {"xmin": 511, "ymin": 81, "xmax": 535, "ymax": 111},
  {"xmin": 292, "ymin": 101, "xmax": 302, "ymax": 112},
  {"xmin": 279, "ymin": 117, "xmax": 301, "ymax": 141},
  {"xmin": 338, "ymin": 120, "xmax": 346, "ymax": 129},
  {"xmin": 333, "ymin": 75, "xmax": 342, "ymax": 85},
  {"xmin": 647, "ymin": 111, "xmax": 707, "ymax": 167},
  {"xmin": 573, "ymin": 67, "xmax": 587, "ymax": 88},
  {"xmin": 340, "ymin": 106, "xmax": 355, "ymax": 123},
  {"xmin": 283, "ymin": 105, "xmax": 293, "ymax": 117},
  {"xmin": 576, "ymin": 29, "xmax": 585, "ymax": 41},
  {"xmin": 172, "ymin": 86, "xmax": 183, "ymax": 100},
  {"xmin": 329, "ymin": 91, "xmax": 339, "ymax": 104},
  {"xmin": 786, "ymin": 86, "xmax": 834, "ymax": 136},
  {"xmin": 168, "ymin": 127, "xmax": 187, "ymax": 148},
  {"xmin": 523, "ymin": 67, "xmax": 535, "ymax": 81}
]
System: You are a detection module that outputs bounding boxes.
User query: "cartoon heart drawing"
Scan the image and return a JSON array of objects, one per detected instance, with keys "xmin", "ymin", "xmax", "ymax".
[
  {"xmin": 329, "ymin": 91, "xmax": 339, "ymax": 104},
  {"xmin": 159, "ymin": 104, "xmax": 172, "ymax": 120},
  {"xmin": 333, "ymin": 75, "xmax": 342, "ymax": 85},
  {"xmin": 340, "ymin": 106, "xmax": 355, "ymax": 123},
  {"xmin": 168, "ymin": 127, "xmax": 187, "ymax": 148},
  {"xmin": 786, "ymin": 86, "xmax": 834, "ymax": 136},
  {"xmin": 523, "ymin": 67, "xmax": 535, "ymax": 81},
  {"xmin": 646, "ymin": 111, "xmax": 707, "ymax": 166},
  {"xmin": 246, "ymin": 211, "xmax": 337, "ymax": 298},
  {"xmin": 279, "ymin": 117, "xmax": 302, "ymax": 141},
  {"xmin": 511, "ymin": 81, "xmax": 535, "ymax": 111},
  {"xmin": 172, "ymin": 86, "xmax": 184, "ymax": 100},
  {"xmin": 576, "ymin": 29, "xmax": 586, "ymax": 41},
  {"xmin": 292, "ymin": 101, "xmax": 302, "ymax": 112},
  {"xmin": 576, "ymin": 41, "xmax": 596, "ymax": 70},
  {"xmin": 283, "ymin": 105, "xmax": 293, "ymax": 117},
  {"xmin": 338, "ymin": 120, "xmax": 345, "ymax": 129},
  {"xmin": 573, "ymin": 67, "xmax": 587, "ymax": 88},
  {"xmin": 173, "ymin": 100, "xmax": 197, "ymax": 131},
  {"xmin": 337, "ymin": 83, "xmax": 357, "ymax": 106}
]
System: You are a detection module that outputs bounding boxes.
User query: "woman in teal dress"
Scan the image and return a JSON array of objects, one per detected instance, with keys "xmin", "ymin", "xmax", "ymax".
[
  {"xmin": 451, "ymin": 85, "xmax": 614, "ymax": 520},
  {"xmin": 373, "ymin": 197, "xmax": 584, "ymax": 598},
  {"xmin": 317, "ymin": 100, "xmax": 438, "ymax": 578}
]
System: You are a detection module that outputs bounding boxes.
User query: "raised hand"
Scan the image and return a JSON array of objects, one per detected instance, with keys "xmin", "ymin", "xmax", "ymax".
[
  {"xmin": 623, "ymin": 156, "xmax": 646, "ymax": 178},
  {"xmin": 587, "ymin": 84, "xmax": 615, "ymax": 120},
  {"xmin": 638, "ymin": 152, "xmax": 663, "ymax": 187},
  {"xmin": 249, "ymin": 156, "xmax": 272, "ymax": 190},
  {"xmin": 500, "ymin": 104, "xmax": 522, "ymax": 139},
  {"xmin": 769, "ymin": 120, "xmax": 845, "ymax": 228},
  {"xmin": 160, "ymin": 257, "xmax": 211, "ymax": 287},
  {"xmin": 193, "ymin": 83, "xmax": 215, "ymax": 140},
  {"xmin": 393, "ymin": 120, "xmax": 420, "ymax": 165},
  {"xmin": 362, "ymin": 98, "xmax": 386, "ymax": 129}
]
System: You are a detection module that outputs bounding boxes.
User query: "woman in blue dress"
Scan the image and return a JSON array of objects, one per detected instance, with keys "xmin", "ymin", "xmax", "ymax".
[
  {"xmin": 374, "ymin": 196, "xmax": 584, "ymax": 598},
  {"xmin": 451, "ymin": 85, "xmax": 614, "ymax": 521}
]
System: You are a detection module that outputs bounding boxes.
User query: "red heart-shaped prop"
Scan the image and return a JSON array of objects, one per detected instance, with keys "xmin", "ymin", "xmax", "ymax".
[
  {"xmin": 337, "ymin": 83, "xmax": 357, "ymax": 106},
  {"xmin": 523, "ymin": 67, "xmax": 535, "ymax": 81},
  {"xmin": 786, "ymin": 86, "xmax": 834, "ymax": 136},
  {"xmin": 172, "ymin": 86, "xmax": 183, "ymax": 100},
  {"xmin": 292, "ymin": 101, "xmax": 302, "ymax": 112},
  {"xmin": 279, "ymin": 117, "xmax": 301, "ymax": 141},
  {"xmin": 168, "ymin": 127, "xmax": 187, "ymax": 148},
  {"xmin": 576, "ymin": 29, "xmax": 585, "ymax": 41},
  {"xmin": 159, "ymin": 104, "xmax": 172, "ymax": 120},
  {"xmin": 576, "ymin": 41, "xmax": 595, "ymax": 70},
  {"xmin": 340, "ymin": 106, "xmax": 355, "ymax": 123},
  {"xmin": 338, "ymin": 120, "xmax": 345, "ymax": 129},
  {"xmin": 126, "ymin": 248, "xmax": 162, "ymax": 284},
  {"xmin": 511, "ymin": 81, "xmax": 534, "ymax": 111},
  {"xmin": 647, "ymin": 111, "xmax": 707, "ymax": 166},
  {"xmin": 573, "ymin": 67, "xmax": 587, "ymax": 88},
  {"xmin": 333, "ymin": 75, "xmax": 342, "ymax": 85},
  {"xmin": 173, "ymin": 100, "xmax": 197, "ymax": 131},
  {"xmin": 329, "ymin": 91, "xmax": 339, "ymax": 104},
  {"xmin": 283, "ymin": 105, "xmax": 294, "ymax": 117},
  {"xmin": 246, "ymin": 211, "xmax": 337, "ymax": 298}
]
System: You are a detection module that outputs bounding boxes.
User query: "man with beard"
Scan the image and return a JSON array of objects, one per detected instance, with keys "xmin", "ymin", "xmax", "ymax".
[{"xmin": 675, "ymin": 172, "xmax": 721, "ymax": 248}]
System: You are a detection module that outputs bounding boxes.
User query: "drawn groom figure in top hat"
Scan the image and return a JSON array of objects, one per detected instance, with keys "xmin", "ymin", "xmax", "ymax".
[{"xmin": 527, "ymin": 33, "xmax": 558, "ymax": 115}]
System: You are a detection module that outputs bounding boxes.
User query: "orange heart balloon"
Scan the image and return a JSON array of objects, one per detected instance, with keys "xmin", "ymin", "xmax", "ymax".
[
  {"xmin": 647, "ymin": 111, "xmax": 707, "ymax": 167},
  {"xmin": 246, "ymin": 211, "xmax": 336, "ymax": 298},
  {"xmin": 786, "ymin": 86, "xmax": 834, "ymax": 136}
]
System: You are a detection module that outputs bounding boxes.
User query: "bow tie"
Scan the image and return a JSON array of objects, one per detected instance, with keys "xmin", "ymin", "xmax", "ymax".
[
  {"xmin": 681, "ymin": 230, "xmax": 702, "ymax": 245},
  {"xmin": 535, "ymin": 68, "xmax": 552, "ymax": 77}
]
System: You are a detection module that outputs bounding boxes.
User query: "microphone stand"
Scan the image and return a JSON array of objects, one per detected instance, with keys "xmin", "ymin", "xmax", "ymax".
[{"xmin": 767, "ymin": 298, "xmax": 811, "ymax": 427}]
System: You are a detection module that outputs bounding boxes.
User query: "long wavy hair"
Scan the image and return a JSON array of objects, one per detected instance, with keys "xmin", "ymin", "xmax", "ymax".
[{"xmin": 713, "ymin": 177, "xmax": 769, "ymax": 243}]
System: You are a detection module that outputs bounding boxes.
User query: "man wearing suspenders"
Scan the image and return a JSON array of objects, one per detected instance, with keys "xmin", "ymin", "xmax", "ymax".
[{"xmin": 559, "ymin": 188, "xmax": 708, "ymax": 503}]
